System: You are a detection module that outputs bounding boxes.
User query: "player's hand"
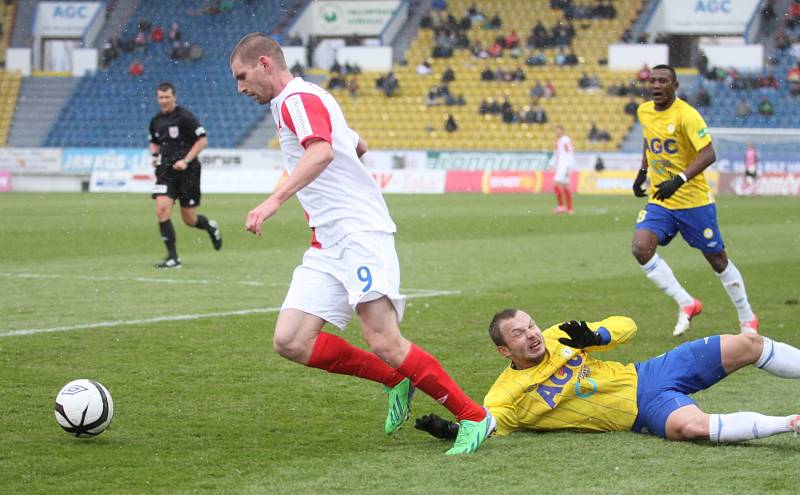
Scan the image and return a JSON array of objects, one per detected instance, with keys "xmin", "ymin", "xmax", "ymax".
[
  {"xmin": 151, "ymin": 155, "xmax": 160, "ymax": 168},
  {"xmin": 172, "ymin": 159, "xmax": 188, "ymax": 171},
  {"xmin": 557, "ymin": 320, "xmax": 601, "ymax": 349},
  {"xmin": 632, "ymin": 168, "xmax": 648, "ymax": 197},
  {"xmin": 414, "ymin": 414, "xmax": 459, "ymax": 440},
  {"xmin": 652, "ymin": 174, "xmax": 686, "ymax": 201},
  {"xmin": 245, "ymin": 197, "xmax": 280, "ymax": 236}
]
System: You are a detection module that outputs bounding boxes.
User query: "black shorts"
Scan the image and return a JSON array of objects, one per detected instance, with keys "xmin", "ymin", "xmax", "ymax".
[{"xmin": 152, "ymin": 166, "xmax": 201, "ymax": 208}]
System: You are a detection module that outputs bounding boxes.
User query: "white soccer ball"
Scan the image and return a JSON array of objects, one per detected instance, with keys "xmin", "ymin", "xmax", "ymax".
[{"xmin": 54, "ymin": 379, "xmax": 114, "ymax": 437}]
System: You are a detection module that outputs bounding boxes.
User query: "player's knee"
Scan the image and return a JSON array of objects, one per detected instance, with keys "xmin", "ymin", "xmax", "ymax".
[
  {"xmin": 272, "ymin": 333, "xmax": 304, "ymax": 362},
  {"xmin": 631, "ymin": 242, "xmax": 652, "ymax": 264},
  {"xmin": 742, "ymin": 332, "xmax": 763, "ymax": 362},
  {"xmin": 676, "ymin": 421, "xmax": 708, "ymax": 440}
]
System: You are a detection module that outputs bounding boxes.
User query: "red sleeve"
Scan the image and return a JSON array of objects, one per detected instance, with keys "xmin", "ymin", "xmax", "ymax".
[{"xmin": 280, "ymin": 93, "xmax": 333, "ymax": 148}]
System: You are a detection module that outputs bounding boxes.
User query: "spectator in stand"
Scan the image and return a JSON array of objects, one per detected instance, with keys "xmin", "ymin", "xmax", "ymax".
[
  {"xmin": 532, "ymin": 21, "xmax": 549, "ymax": 48},
  {"xmin": 378, "ymin": 71, "xmax": 399, "ymax": 97},
  {"xmin": 433, "ymin": 29, "xmax": 455, "ymax": 58},
  {"xmin": 502, "ymin": 104, "xmax": 517, "ymax": 124},
  {"xmin": 697, "ymin": 50, "xmax": 709, "ymax": 77},
  {"xmin": 480, "ymin": 65, "xmax": 495, "ymax": 81},
  {"xmin": 471, "ymin": 41, "xmax": 489, "ymax": 58},
  {"xmin": 564, "ymin": 48, "xmax": 578, "ymax": 66},
  {"xmin": 168, "ymin": 22, "xmax": 181, "ymax": 42},
  {"xmin": 735, "ymin": 99, "xmax": 752, "ymax": 118},
  {"xmin": 459, "ymin": 9, "xmax": 472, "ymax": 31},
  {"xmin": 758, "ymin": 96, "xmax": 774, "ymax": 117},
  {"xmin": 530, "ymin": 80, "xmax": 545, "ymax": 98},
  {"xmin": 445, "ymin": 113, "xmax": 458, "ymax": 132},
  {"xmin": 489, "ymin": 39, "xmax": 503, "ymax": 58},
  {"xmin": 135, "ymin": 31, "xmax": 147, "ymax": 50},
  {"xmin": 128, "ymin": 60, "xmax": 144, "ymax": 76},
  {"xmin": 788, "ymin": 62, "xmax": 800, "ymax": 96},
  {"xmin": 347, "ymin": 76, "xmax": 360, "ymax": 98},
  {"xmin": 578, "ymin": 72, "xmax": 592, "ymax": 90},
  {"xmin": 150, "ymin": 25, "xmax": 164, "ymax": 43},
  {"xmin": 531, "ymin": 103, "xmax": 548, "ymax": 124},
  {"xmin": 694, "ymin": 87, "xmax": 711, "ymax": 108},
  {"xmin": 441, "ymin": 66, "xmax": 455, "ymax": 82},
  {"xmin": 774, "ymin": 29, "xmax": 792, "ymax": 51},
  {"xmin": 487, "ymin": 12, "xmax": 502, "ymax": 29},
  {"xmin": 416, "ymin": 59, "xmax": 433, "ymax": 75},
  {"xmin": 290, "ymin": 61, "xmax": 305, "ymax": 78},
  {"xmin": 555, "ymin": 47, "xmax": 567, "ymax": 66},
  {"xmin": 506, "ymin": 30, "xmax": 520, "ymax": 49},
  {"xmin": 479, "ymin": 97, "xmax": 501, "ymax": 115},
  {"xmin": 511, "ymin": 64, "xmax": 526, "ymax": 81},
  {"xmin": 100, "ymin": 37, "xmax": 119, "ymax": 68},
  {"xmin": 636, "ymin": 64, "xmax": 651, "ymax": 83},
  {"xmin": 526, "ymin": 49, "xmax": 547, "ymax": 66},
  {"xmin": 544, "ymin": 79, "xmax": 557, "ymax": 98},
  {"xmin": 588, "ymin": 122, "xmax": 611, "ymax": 142},
  {"xmin": 624, "ymin": 96, "xmax": 638, "ymax": 119},
  {"xmin": 327, "ymin": 72, "xmax": 346, "ymax": 90}
]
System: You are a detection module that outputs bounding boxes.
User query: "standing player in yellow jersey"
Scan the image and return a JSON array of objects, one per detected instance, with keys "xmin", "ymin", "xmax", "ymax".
[
  {"xmin": 631, "ymin": 65, "xmax": 757, "ymax": 336},
  {"xmin": 415, "ymin": 308, "xmax": 800, "ymax": 443}
]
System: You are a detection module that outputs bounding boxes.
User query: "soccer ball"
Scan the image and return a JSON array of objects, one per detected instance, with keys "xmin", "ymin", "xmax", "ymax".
[{"xmin": 54, "ymin": 379, "xmax": 114, "ymax": 437}]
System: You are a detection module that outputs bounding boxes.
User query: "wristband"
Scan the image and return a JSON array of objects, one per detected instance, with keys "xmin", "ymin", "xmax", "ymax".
[{"xmin": 678, "ymin": 172, "xmax": 688, "ymax": 182}]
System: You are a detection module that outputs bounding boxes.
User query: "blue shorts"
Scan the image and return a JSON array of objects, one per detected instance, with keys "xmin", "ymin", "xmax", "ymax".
[
  {"xmin": 635, "ymin": 203, "xmax": 725, "ymax": 253},
  {"xmin": 632, "ymin": 336, "xmax": 727, "ymax": 438}
]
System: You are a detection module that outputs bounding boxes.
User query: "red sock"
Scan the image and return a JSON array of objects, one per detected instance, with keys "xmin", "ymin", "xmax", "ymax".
[
  {"xmin": 307, "ymin": 332, "xmax": 404, "ymax": 388},
  {"xmin": 396, "ymin": 344, "xmax": 485, "ymax": 422},
  {"xmin": 564, "ymin": 188, "xmax": 572, "ymax": 210},
  {"xmin": 554, "ymin": 185, "xmax": 563, "ymax": 207}
]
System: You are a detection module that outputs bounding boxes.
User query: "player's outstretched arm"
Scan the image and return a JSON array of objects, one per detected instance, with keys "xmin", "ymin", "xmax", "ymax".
[
  {"xmin": 415, "ymin": 414, "xmax": 459, "ymax": 440},
  {"xmin": 245, "ymin": 139, "xmax": 334, "ymax": 235}
]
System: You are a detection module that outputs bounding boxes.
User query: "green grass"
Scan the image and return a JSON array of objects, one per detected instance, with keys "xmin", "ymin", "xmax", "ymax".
[{"xmin": 1, "ymin": 192, "xmax": 799, "ymax": 494}]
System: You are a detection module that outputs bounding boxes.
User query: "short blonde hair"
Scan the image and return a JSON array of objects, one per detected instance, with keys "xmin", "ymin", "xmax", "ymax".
[{"xmin": 230, "ymin": 32, "xmax": 287, "ymax": 69}]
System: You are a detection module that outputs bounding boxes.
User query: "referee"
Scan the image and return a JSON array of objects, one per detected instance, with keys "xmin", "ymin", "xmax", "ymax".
[{"xmin": 149, "ymin": 82, "xmax": 221, "ymax": 268}]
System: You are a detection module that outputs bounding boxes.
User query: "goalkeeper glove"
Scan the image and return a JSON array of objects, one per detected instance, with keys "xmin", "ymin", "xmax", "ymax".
[
  {"xmin": 652, "ymin": 173, "xmax": 687, "ymax": 201},
  {"xmin": 632, "ymin": 168, "xmax": 648, "ymax": 197},
  {"xmin": 414, "ymin": 414, "xmax": 459, "ymax": 440},
  {"xmin": 557, "ymin": 320, "xmax": 602, "ymax": 349}
]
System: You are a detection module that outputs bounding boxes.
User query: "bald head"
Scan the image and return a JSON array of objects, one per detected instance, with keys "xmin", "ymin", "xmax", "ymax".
[{"xmin": 230, "ymin": 32, "xmax": 287, "ymax": 69}]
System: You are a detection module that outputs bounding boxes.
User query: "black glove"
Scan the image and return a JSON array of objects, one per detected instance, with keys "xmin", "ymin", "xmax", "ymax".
[
  {"xmin": 652, "ymin": 174, "xmax": 686, "ymax": 201},
  {"xmin": 557, "ymin": 320, "xmax": 602, "ymax": 349},
  {"xmin": 414, "ymin": 414, "xmax": 459, "ymax": 440},
  {"xmin": 632, "ymin": 168, "xmax": 648, "ymax": 197}
]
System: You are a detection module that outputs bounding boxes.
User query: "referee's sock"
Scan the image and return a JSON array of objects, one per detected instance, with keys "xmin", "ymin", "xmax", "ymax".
[
  {"xmin": 159, "ymin": 219, "xmax": 178, "ymax": 259},
  {"xmin": 194, "ymin": 214, "xmax": 211, "ymax": 231}
]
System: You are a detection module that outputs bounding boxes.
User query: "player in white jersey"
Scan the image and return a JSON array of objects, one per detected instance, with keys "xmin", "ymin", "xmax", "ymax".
[
  {"xmin": 229, "ymin": 33, "xmax": 494, "ymax": 455},
  {"xmin": 549, "ymin": 125, "xmax": 575, "ymax": 214}
]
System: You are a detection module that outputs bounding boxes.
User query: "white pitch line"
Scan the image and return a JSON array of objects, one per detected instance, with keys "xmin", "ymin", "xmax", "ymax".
[
  {"xmin": 0, "ymin": 289, "xmax": 461, "ymax": 338},
  {"xmin": 0, "ymin": 272, "xmax": 285, "ymax": 287}
]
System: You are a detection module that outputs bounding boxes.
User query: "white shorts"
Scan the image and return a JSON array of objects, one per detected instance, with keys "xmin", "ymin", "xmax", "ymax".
[
  {"xmin": 554, "ymin": 165, "xmax": 570, "ymax": 185},
  {"xmin": 281, "ymin": 231, "xmax": 406, "ymax": 330}
]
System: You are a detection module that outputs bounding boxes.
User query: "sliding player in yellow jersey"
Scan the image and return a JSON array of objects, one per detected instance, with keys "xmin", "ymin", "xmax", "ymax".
[
  {"xmin": 416, "ymin": 308, "xmax": 800, "ymax": 444},
  {"xmin": 631, "ymin": 65, "xmax": 757, "ymax": 336}
]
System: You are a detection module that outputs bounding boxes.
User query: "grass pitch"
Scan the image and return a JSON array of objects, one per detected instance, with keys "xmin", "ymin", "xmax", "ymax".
[{"xmin": 1, "ymin": 192, "xmax": 799, "ymax": 494}]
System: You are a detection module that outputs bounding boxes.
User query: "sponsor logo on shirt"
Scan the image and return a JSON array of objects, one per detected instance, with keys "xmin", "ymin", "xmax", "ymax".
[
  {"xmin": 169, "ymin": 126, "xmax": 179, "ymax": 138},
  {"xmin": 698, "ymin": 127, "xmax": 708, "ymax": 138}
]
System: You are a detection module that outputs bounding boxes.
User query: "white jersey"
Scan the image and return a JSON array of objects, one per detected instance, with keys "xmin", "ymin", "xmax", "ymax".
[
  {"xmin": 270, "ymin": 77, "xmax": 396, "ymax": 248},
  {"xmin": 551, "ymin": 135, "xmax": 575, "ymax": 170}
]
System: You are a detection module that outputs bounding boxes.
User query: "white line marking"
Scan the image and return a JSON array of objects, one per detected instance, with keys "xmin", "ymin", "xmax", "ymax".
[
  {"xmin": 0, "ymin": 272, "xmax": 285, "ymax": 287},
  {"xmin": 0, "ymin": 290, "xmax": 461, "ymax": 338}
]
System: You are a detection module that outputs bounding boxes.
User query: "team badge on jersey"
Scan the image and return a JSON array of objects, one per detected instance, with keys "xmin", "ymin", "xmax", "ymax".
[
  {"xmin": 703, "ymin": 228, "xmax": 714, "ymax": 239},
  {"xmin": 169, "ymin": 126, "xmax": 179, "ymax": 138},
  {"xmin": 667, "ymin": 123, "xmax": 675, "ymax": 134}
]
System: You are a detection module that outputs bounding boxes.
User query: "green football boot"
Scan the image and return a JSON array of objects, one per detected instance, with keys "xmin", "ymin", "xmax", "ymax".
[
  {"xmin": 384, "ymin": 378, "xmax": 415, "ymax": 435},
  {"xmin": 445, "ymin": 409, "xmax": 496, "ymax": 455}
]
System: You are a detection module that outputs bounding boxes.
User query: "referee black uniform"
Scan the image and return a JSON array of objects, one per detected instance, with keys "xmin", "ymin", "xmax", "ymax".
[{"xmin": 148, "ymin": 85, "xmax": 221, "ymax": 269}]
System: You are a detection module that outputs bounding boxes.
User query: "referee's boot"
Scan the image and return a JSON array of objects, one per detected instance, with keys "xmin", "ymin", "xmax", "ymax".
[
  {"xmin": 208, "ymin": 220, "xmax": 222, "ymax": 250},
  {"xmin": 155, "ymin": 256, "xmax": 182, "ymax": 269}
]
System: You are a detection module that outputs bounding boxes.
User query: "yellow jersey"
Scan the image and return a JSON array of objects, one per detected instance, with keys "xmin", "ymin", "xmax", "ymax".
[
  {"xmin": 638, "ymin": 98, "xmax": 714, "ymax": 209},
  {"xmin": 484, "ymin": 316, "xmax": 639, "ymax": 436}
]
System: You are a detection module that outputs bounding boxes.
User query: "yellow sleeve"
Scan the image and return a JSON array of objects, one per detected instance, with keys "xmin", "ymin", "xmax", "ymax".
[
  {"xmin": 682, "ymin": 107, "xmax": 712, "ymax": 152},
  {"xmin": 584, "ymin": 316, "xmax": 637, "ymax": 352},
  {"xmin": 485, "ymin": 404, "xmax": 518, "ymax": 436}
]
